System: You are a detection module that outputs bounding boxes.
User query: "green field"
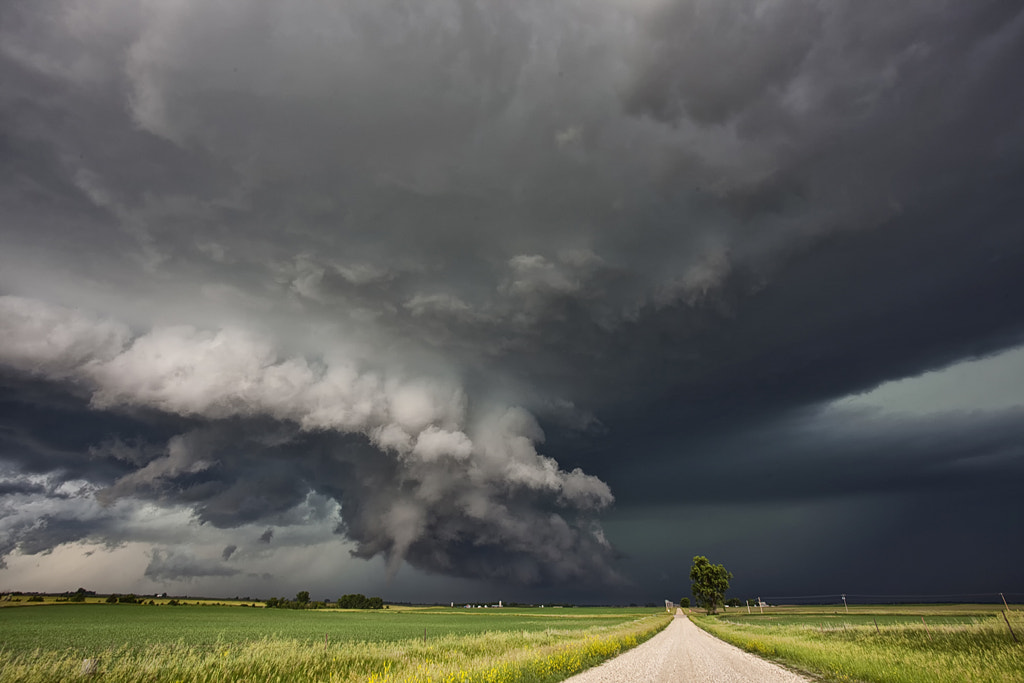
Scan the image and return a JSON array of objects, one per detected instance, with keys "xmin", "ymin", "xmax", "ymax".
[
  {"xmin": 0, "ymin": 603, "xmax": 671, "ymax": 682},
  {"xmin": 691, "ymin": 604, "xmax": 1024, "ymax": 683},
  {"xmin": 0, "ymin": 603, "xmax": 657, "ymax": 654}
]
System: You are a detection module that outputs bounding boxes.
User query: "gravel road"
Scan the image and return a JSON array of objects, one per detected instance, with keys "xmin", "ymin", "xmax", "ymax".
[{"xmin": 562, "ymin": 611, "xmax": 811, "ymax": 683}]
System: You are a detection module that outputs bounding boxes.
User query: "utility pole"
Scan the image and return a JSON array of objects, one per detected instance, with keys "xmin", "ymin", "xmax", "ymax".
[
  {"xmin": 842, "ymin": 594, "xmax": 848, "ymax": 613},
  {"xmin": 757, "ymin": 597, "xmax": 763, "ymax": 614}
]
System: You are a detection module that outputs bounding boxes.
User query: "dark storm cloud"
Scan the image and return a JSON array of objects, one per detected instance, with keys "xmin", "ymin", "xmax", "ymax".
[
  {"xmin": 0, "ymin": 481, "xmax": 46, "ymax": 497},
  {"xmin": 0, "ymin": 294, "xmax": 618, "ymax": 585},
  {"xmin": 611, "ymin": 185, "xmax": 1024, "ymax": 425},
  {"xmin": 145, "ymin": 548, "xmax": 240, "ymax": 581},
  {"xmin": 626, "ymin": 0, "xmax": 823, "ymax": 125},
  {"xmin": 598, "ymin": 406, "xmax": 1024, "ymax": 510},
  {"xmin": 0, "ymin": 370, "xmax": 198, "ymax": 491},
  {"xmin": 0, "ymin": 474, "xmax": 171, "ymax": 569},
  {"xmin": 13, "ymin": 517, "xmax": 100, "ymax": 557},
  {"xmin": 1, "ymin": 0, "xmax": 1023, "ymax": 597}
]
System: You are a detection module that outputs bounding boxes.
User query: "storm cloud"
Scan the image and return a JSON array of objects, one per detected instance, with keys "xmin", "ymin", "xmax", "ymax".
[{"xmin": 1, "ymin": 0, "xmax": 1022, "ymax": 601}]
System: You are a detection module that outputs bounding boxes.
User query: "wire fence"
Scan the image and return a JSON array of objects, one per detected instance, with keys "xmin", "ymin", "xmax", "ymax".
[{"xmin": 755, "ymin": 591, "xmax": 1024, "ymax": 605}]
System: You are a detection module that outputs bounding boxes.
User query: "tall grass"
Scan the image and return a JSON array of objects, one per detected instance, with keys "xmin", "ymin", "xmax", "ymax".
[
  {"xmin": 693, "ymin": 610, "xmax": 1024, "ymax": 683},
  {"xmin": 0, "ymin": 613, "xmax": 669, "ymax": 683}
]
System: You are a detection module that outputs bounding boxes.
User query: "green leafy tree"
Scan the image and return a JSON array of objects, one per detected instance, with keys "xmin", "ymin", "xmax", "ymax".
[
  {"xmin": 296, "ymin": 591, "xmax": 310, "ymax": 605},
  {"xmin": 679, "ymin": 597, "xmax": 690, "ymax": 608},
  {"xmin": 337, "ymin": 593, "xmax": 385, "ymax": 609},
  {"xmin": 689, "ymin": 555, "xmax": 732, "ymax": 615}
]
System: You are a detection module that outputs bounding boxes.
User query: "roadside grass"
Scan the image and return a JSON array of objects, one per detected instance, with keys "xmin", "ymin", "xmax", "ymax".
[
  {"xmin": 0, "ymin": 604, "xmax": 670, "ymax": 682},
  {"xmin": 692, "ymin": 606, "xmax": 1024, "ymax": 683}
]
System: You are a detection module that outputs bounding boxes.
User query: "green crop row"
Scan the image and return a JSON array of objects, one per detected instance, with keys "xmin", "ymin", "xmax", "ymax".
[
  {"xmin": 0, "ymin": 607, "xmax": 670, "ymax": 682},
  {"xmin": 0, "ymin": 604, "xmax": 661, "ymax": 654}
]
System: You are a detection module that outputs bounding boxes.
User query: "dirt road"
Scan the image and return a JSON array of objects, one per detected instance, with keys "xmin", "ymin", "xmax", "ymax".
[{"xmin": 562, "ymin": 611, "xmax": 810, "ymax": 683}]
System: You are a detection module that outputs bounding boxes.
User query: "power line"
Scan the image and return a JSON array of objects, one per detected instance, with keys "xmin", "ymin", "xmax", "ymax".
[
  {"xmin": 760, "ymin": 594, "xmax": 844, "ymax": 600},
  {"xmin": 845, "ymin": 592, "xmax": 1018, "ymax": 599},
  {"xmin": 759, "ymin": 591, "xmax": 1023, "ymax": 601}
]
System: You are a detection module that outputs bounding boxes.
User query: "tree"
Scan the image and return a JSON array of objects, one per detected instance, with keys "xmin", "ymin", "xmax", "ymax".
[
  {"xmin": 68, "ymin": 587, "xmax": 90, "ymax": 602},
  {"xmin": 679, "ymin": 597, "xmax": 690, "ymax": 608},
  {"xmin": 296, "ymin": 591, "xmax": 310, "ymax": 605},
  {"xmin": 337, "ymin": 593, "xmax": 384, "ymax": 609},
  {"xmin": 689, "ymin": 555, "xmax": 732, "ymax": 615}
]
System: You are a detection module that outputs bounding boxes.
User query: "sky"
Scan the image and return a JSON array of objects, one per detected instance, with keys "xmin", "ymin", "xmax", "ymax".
[{"xmin": 1, "ymin": 0, "xmax": 1023, "ymax": 605}]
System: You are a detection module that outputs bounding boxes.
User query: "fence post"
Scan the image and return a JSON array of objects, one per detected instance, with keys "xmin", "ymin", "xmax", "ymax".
[{"xmin": 1003, "ymin": 611, "xmax": 1019, "ymax": 643}]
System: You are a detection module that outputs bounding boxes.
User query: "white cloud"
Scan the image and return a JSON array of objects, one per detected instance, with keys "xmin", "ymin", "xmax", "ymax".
[
  {"xmin": 0, "ymin": 297, "xmax": 616, "ymax": 582},
  {"xmin": 0, "ymin": 296, "xmax": 130, "ymax": 377},
  {"xmin": 412, "ymin": 427, "xmax": 474, "ymax": 462}
]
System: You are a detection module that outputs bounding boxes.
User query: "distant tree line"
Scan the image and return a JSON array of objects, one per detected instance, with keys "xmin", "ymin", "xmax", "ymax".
[
  {"xmin": 264, "ymin": 592, "xmax": 384, "ymax": 610},
  {"xmin": 66, "ymin": 587, "xmax": 96, "ymax": 602},
  {"xmin": 336, "ymin": 593, "xmax": 384, "ymax": 609},
  {"xmin": 5, "ymin": 586, "xmax": 384, "ymax": 610},
  {"xmin": 105, "ymin": 594, "xmax": 158, "ymax": 605},
  {"xmin": 1, "ymin": 588, "xmax": 97, "ymax": 603}
]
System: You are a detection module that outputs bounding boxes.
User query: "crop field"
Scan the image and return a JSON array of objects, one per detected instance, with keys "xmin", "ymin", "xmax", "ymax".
[
  {"xmin": 0, "ymin": 603, "xmax": 670, "ymax": 682},
  {"xmin": 691, "ymin": 604, "xmax": 1024, "ymax": 683}
]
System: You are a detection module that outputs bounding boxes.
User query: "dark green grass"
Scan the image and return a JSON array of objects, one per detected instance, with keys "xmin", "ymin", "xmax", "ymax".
[{"xmin": 0, "ymin": 604, "xmax": 661, "ymax": 656}]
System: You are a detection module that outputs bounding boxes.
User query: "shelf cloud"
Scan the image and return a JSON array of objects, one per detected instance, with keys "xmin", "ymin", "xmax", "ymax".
[{"xmin": 1, "ymin": 0, "xmax": 1022, "ymax": 600}]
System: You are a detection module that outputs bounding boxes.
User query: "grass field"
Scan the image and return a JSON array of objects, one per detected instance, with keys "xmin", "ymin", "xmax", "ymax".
[
  {"xmin": 691, "ymin": 604, "xmax": 1024, "ymax": 683},
  {"xmin": 0, "ymin": 603, "xmax": 671, "ymax": 682}
]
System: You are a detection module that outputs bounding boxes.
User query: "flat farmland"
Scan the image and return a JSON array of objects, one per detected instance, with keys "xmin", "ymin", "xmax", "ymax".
[
  {"xmin": 0, "ymin": 604, "xmax": 652, "ymax": 654},
  {"xmin": 0, "ymin": 604, "xmax": 671, "ymax": 682},
  {"xmin": 692, "ymin": 604, "xmax": 1024, "ymax": 683}
]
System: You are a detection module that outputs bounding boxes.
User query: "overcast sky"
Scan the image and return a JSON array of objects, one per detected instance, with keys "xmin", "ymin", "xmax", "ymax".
[{"xmin": 2, "ymin": 0, "xmax": 1023, "ymax": 605}]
